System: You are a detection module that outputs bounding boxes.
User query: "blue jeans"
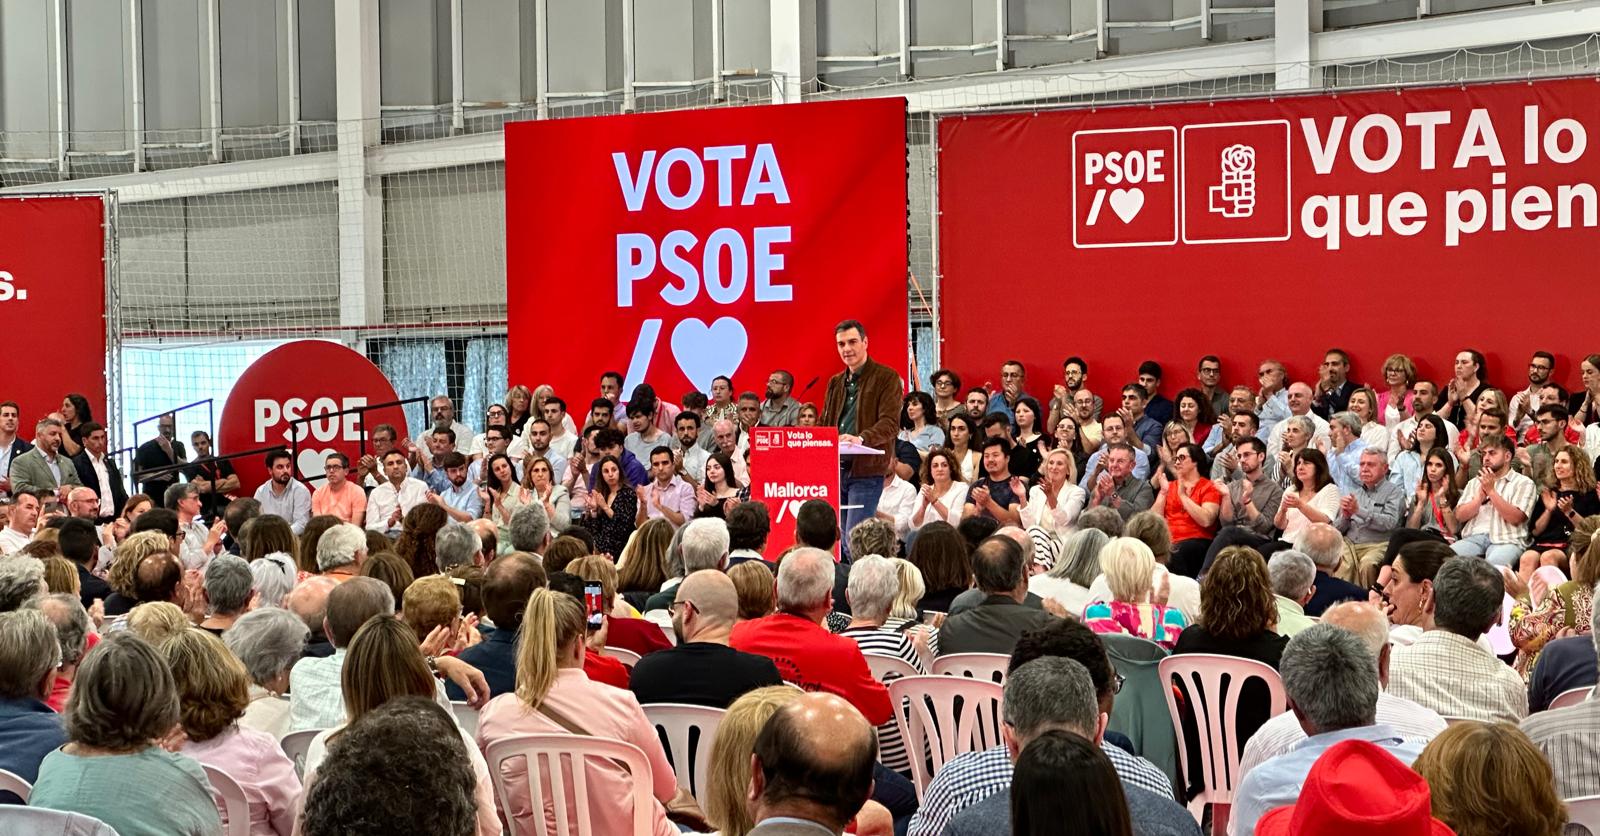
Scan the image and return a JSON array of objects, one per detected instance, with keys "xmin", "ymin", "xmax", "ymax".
[
  {"xmin": 1452, "ymin": 533, "xmax": 1525, "ymax": 568},
  {"xmin": 841, "ymin": 473, "xmax": 885, "ymax": 559}
]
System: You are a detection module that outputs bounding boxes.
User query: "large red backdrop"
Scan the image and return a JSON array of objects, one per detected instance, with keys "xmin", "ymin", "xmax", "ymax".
[
  {"xmin": 0, "ymin": 196, "xmax": 107, "ymax": 430},
  {"xmin": 939, "ymin": 77, "xmax": 1600, "ymax": 402},
  {"xmin": 506, "ymin": 99, "xmax": 909, "ymax": 409}
]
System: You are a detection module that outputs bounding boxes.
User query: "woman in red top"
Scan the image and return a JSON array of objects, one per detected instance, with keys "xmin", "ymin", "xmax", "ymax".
[{"xmin": 1157, "ymin": 442, "xmax": 1222, "ymax": 578}]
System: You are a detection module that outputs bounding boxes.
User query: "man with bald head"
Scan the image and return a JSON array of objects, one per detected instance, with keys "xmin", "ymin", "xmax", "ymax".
[
  {"xmin": 1236, "ymin": 601, "xmax": 1446, "ymax": 777},
  {"xmin": 284, "ymin": 575, "xmax": 341, "ymax": 658},
  {"xmin": 629, "ymin": 570, "xmax": 782, "ymax": 708},
  {"xmin": 749, "ymin": 692, "xmax": 879, "ymax": 836},
  {"xmin": 1265, "ymin": 381, "xmax": 1330, "ymax": 461}
]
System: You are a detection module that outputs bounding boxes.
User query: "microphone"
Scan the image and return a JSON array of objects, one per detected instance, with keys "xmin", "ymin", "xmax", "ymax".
[{"xmin": 797, "ymin": 377, "xmax": 820, "ymax": 397}]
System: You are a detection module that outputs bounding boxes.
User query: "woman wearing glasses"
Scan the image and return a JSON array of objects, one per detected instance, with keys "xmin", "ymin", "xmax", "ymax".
[
  {"xmin": 930, "ymin": 369, "xmax": 965, "ymax": 426},
  {"xmin": 1377, "ymin": 354, "xmax": 1417, "ymax": 427},
  {"xmin": 1154, "ymin": 442, "xmax": 1222, "ymax": 577}
]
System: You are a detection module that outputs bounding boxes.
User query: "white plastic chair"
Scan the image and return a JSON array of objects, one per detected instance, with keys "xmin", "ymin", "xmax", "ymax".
[
  {"xmin": 0, "ymin": 768, "xmax": 31, "ymax": 802},
  {"xmin": 602, "ymin": 646, "xmax": 643, "ymax": 669},
  {"xmin": 1567, "ymin": 795, "xmax": 1600, "ymax": 836},
  {"xmin": 484, "ymin": 733, "xmax": 657, "ymax": 836},
  {"xmin": 1551, "ymin": 687, "xmax": 1594, "ymax": 710},
  {"xmin": 279, "ymin": 728, "xmax": 323, "ymax": 779},
  {"xmin": 864, "ymin": 652, "xmax": 920, "ymax": 684},
  {"xmin": 642, "ymin": 703, "xmax": 726, "ymax": 807},
  {"xmin": 202, "ymin": 764, "xmax": 252, "ymax": 836},
  {"xmin": 888, "ymin": 674, "xmax": 1005, "ymax": 800},
  {"xmin": 451, "ymin": 700, "xmax": 480, "ymax": 736},
  {"xmin": 1159, "ymin": 654, "xmax": 1287, "ymax": 834},
  {"xmin": 931, "ymin": 652, "xmax": 1009, "ymax": 684},
  {"xmin": 0, "ymin": 807, "xmax": 118, "ymax": 835}
]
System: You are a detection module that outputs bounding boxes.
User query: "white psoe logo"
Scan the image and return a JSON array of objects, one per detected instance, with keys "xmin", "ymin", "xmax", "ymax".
[{"xmin": 1209, "ymin": 144, "xmax": 1257, "ymax": 218}]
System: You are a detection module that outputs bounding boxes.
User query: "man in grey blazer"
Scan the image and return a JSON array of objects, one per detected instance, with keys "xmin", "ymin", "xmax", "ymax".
[
  {"xmin": 747, "ymin": 692, "xmax": 878, "ymax": 836},
  {"xmin": 8, "ymin": 417, "xmax": 80, "ymax": 501}
]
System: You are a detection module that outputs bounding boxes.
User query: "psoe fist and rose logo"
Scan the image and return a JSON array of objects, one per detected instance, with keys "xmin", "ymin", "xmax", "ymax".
[{"xmin": 1072, "ymin": 120, "xmax": 1291, "ymax": 248}]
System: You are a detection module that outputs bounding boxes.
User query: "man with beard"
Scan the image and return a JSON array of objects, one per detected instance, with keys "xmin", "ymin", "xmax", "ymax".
[
  {"xmin": 760, "ymin": 370, "xmax": 802, "ymax": 427},
  {"xmin": 253, "ymin": 449, "xmax": 311, "ymax": 534},
  {"xmin": 133, "ymin": 412, "xmax": 185, "ymax": 503},
  {"xmin": 184, "ymin": 430, "xmax": 237, "ymax": 522},
  {"xmin": 10, "ymin": 417, "xmax": 81, "ymax": 501},
  {"xmin": 671, "ymin": 412, "xmax": 709, "ymax": 484},
  {"xmin": 627, "ymin": 570, "xmax": 782, "ymax": 708}
]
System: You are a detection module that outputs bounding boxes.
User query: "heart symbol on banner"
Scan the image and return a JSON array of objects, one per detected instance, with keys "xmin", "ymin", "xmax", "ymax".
[
  {"xmin": 296, "ymin": 448, "xmax": 337, "ymax": 481},
  {"xmin": 671, "ymin": 317, "xmax": 749, "ymax": 393},
  {"xmin": 1109, "ymin": 188, "xmax": 1145, "ymax": 224}
]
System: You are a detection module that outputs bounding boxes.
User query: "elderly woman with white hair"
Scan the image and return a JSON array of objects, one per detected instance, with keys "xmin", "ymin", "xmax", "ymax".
[
  {"xmin": 1029, "ymin": 527, "xmax": 1111, "ymax": 615},
  {"xmin": 0, "ymin": 556, "xmax": 47, "ymax": 611},
  {"xmin": 249, "ymin": 552, "xmax": 298, "ymax": 609},
  {"xmin": 1081, "ymin": 537, "xmax": 1187, "ymax": 649},
  {"xmin": 841, "ymin": 555, "xmax": 930, "ymax": 775},
  {"xmin": 223, "ymin": 606, "xmax": 310, "ymax": 738}
]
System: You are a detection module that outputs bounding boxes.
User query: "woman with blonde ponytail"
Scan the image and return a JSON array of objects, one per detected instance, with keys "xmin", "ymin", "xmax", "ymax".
[{"xmin": 475, "ymin": 588, "xmax": 682, "ymax": 836}]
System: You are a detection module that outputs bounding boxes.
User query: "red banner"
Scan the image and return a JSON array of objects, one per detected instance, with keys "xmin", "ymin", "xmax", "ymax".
[
  {"xmin": 0, "ymin": 196, "xmax": 106, "ymax": 430},
  {"xmin": 939, "ymin": 78, "xmax": 1600, "ymax": 399},
  {"xmin": 505, "ymin": 99, "xmax": 909, "ymax": 410},
  {"xmin": 217, "ymin": 341, "xmax": 407, "ymax": 494},
  {"xmin": 749, "ymin": 426, "xmax": 839, "ymax": 559}
]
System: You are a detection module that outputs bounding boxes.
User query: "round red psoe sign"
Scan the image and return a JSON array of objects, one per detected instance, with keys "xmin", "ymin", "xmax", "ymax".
[{"xmin": 218, "ymin": 341, "xmax": 408, "ymax": 495}]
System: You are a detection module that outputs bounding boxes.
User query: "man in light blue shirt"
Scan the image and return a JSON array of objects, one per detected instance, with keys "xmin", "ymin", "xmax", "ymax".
[
  {"xmin": 253, "ymin": 449, "xmax": 312, "ymax": 534},
  {"xmin": 1323, "ymin": 411, "xmax": 1367, "ymax": 494},
  {"xmin": 1255, "ymin": 361, "xmax": 1292, "ymax": 440},
  {"xmin": 429, "ymin": 451, "xmax": 483, "ymax": 523},
  {"xmin": 1232, "ymin": 624, "xmax": 1429, "ymax": 836}
]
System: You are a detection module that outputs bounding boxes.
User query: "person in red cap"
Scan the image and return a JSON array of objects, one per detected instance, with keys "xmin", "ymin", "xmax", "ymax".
[{"xmin": 1255, "ymin": 738, "xmax": 1453, "ymax": 836}]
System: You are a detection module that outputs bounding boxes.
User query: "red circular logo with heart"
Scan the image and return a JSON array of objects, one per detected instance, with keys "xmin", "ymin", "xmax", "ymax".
[{"xmin": 218, "ymin": 341, "xmax": 409, "ymax": 495}]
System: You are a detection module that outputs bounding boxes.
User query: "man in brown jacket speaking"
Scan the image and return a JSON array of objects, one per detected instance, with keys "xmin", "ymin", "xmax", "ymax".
[{"xmin": 821, "ymin": 319, "xmax": 903, "ymax": 556}]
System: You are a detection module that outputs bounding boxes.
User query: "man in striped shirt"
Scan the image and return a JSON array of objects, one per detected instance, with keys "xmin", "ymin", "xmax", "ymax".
[
  {"xmin": 1522, "ymin": 601, "xmax": 1600, "ymax": 798},
  {"xmin": 907, "ymin": 619, "xmax": 1174, "ymax": 836}
]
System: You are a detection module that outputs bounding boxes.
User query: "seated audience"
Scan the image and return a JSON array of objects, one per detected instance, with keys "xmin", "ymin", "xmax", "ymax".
[
  {"xmin": 746, "ymin": 692, "xmax": 879, "ymax": 836},
  {"xmin": 908, "ymin": 521, "xmax": 972, "ymax": 615},
  {"xmin": 1413, "ymin": 720, "xmax": 1567, "ymax": 836},
  {"xmin": 1232, "ymin": 624, "xmax": 1429, "ymax": 836},
  {"xmin": 198, "ymin": 553, "xmax": 255, "ymax": 633},
  {"xmin": 1267, "ymin": 551, "xmax": 1318, "ymax": 636},
  {"xmin": 546, "ymin": 571, "xmax": 634, "ymax": 689},
  {"xmin": 1154, "ymin": 442, "xmax": 1221, "ymax": 576},
  {"xmin": 288, "ymin": 577, "xmax": 395, "ymax": 731},
  {"xmin": 1082, "ymin": 536, "xmax": 1186, "ymax": 649},
  {"xmin": 1239, "ymin": 601, "xmax": 1445, "ymax": 776},
  {"xmin": 731, "ymin": 548, "xmax": 891, "ymax": 724},
  {"xmin": 394, "ymin": 503, "xmax": 448, "ymax": 580},
  {"xmin": 299, "ymin": 697, "xmax": 478, "ymax": 836},
  {"xmin": 629, "ymin": 570, "xmax": 781, "ymax": 708},
  {"xmin": 939, "ymin": 535, "xmax": 1058, "ymax": 655},
  {"xmin": 567, "ymin": 554, "xmax": 671, "ymax": 656},
  {"xmin": 617, "ymin": 517, "xmax": 674, "ymax": 609},
  {"xmin": 1509, "ymin": 514, "xmax": 1600, "ymax": 678},
  {"xmin": 126, "ymin": 601, "xmax": 191, "ymax": 645},
  {"xmin": 223, "ymin": 606, "xmax": 308, "ymax": 738},
  {"xmin": 705, "ymin": 687, "xmax": 805, "ymax": 836},
  {"xmin": 1084, "ymin": 511, "xmax": 1201, "ymax": 623},
  {"xmin": 248, "ymin": 552, "xmax": 297, "ymax": 608},
  {"xmin": 360, "ymin": 551, "xmax": 415, "ymax": 604},
  {"xmin": 839, "ymin": 555, "xmax": 931, "ymax": 773},
  {"xmin": 1299, "ymin": 523, "xmax": 1366, "ymax": 614},
  {"xmin": 28, "ymin": 632, "xmax": 222, "ymax": 835},
  {"xmin": 910, "ymin": 618, "xmax": 1176, "ymax": 835},
  {"xmin": 1388, "ymin": 556, "xmax": 1528, "ymax": 722},
  {"xmin": 1251, "ymin": 739, "xmax": 1453, "ymax": 834},
  {"xmin": 728, "ymin": 559, "xmax": 777, "ymax": 621},
  {"xmin": 302, "ymin": 615, "xmax": 499, "ymax": 836},
  {"xmin": 1028, "ymin": 527, "xmax": 1110, "ymax": 616},
  {"xmin": 162, "ymin": 628, "xmax": 300, "ymax": 835},
  {"xmin": 644, "ymin": 518, "xmax": 730, "ymax": 611},
  {"xmin": 0, "ymin": 609, "xmax": 67, "ymax": 794},
  {"xmin": 1522, "ymin": 592, "xmax": 1600, "ymax": 798},
  {"xmin": 447, "ymin": 553, "xmax": 546, "ymax": 700},
  {"xmin": 1451, "ymin": 433, "xmax": 1536, "ymax": 567},
  {"xmin": 942, "ymin": 658, "xmax": 1195, "ymax": 836},
  {"xmin": 401, "ymin": 574, "xmax": 466, "ymax": 649},
  {"xmin": 476, "ymin": 588, "xmax": 680, "ymax": 836}
]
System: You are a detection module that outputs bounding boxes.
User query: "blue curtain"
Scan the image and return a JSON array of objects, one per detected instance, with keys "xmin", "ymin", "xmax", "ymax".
[
  {"xmin": 373, "ymin": 339, "xmax": 448, "ymax": 439},
  {"xmin": 462, "ymin": 336, "xmax": 510, "ymax": 427}
]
